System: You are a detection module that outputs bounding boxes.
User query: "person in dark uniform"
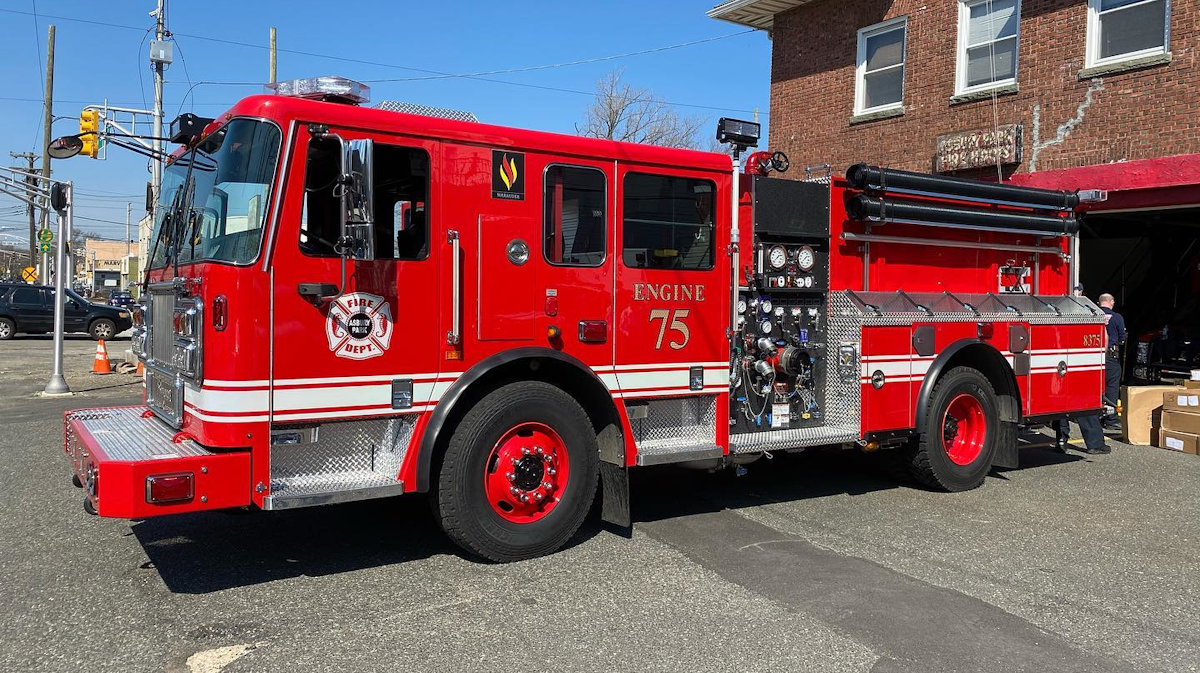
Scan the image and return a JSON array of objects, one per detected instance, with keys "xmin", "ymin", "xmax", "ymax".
[
  {"xmin": 1055, "ymin": 284, "xmax": 1110, "ymax": 454},
  {"xmin": 1097, "ymin": 293, "xmax": 1126, "ymax": 430}
]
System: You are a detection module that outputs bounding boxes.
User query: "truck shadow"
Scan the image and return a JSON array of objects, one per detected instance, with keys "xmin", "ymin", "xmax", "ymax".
[{"xmin": 131, "ymin": 442, "xmax": 1081, "ymax": 594}]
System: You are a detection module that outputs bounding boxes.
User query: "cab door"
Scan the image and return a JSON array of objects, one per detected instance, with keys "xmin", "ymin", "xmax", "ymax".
[
  {"xmin": 271, "ymin": 128, "xmax": 442, "ymax": 423},
  {"xmin": 613, "ymin": 167, "xmax": 729, "ymax": 400}
]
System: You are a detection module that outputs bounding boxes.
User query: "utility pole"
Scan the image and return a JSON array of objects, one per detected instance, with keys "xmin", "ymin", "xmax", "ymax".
[
  {"xmin": 147, "ymin": 0, "xmax": 166, "ymax": 278},
  {"xmin": 10, "ymin": 151, "xmax": 38, "ymax": 268},
  {"xmin": 126, "ymin": 202, "xmax": 132, "ymax": 258},
  {"xmin": 269, "ymin": 27, "xmax": 278, "ymax": 84},
  {"xmin": 40, "ymin": 25, "xmax": 55, "ymax": 278}
]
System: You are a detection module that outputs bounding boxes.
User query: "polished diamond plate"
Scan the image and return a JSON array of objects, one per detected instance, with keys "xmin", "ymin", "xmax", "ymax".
[
  {"xmin": 269, "ymin": 416, "xmax": 415, "ymax": 497},
  {"xmin": 65, "ymin": 407, "xmax": 212, "ymax": 461},
  {"xmin": 628, "ymin": 396, "xmax": 717, "ymax": 458},
  {"xmin": 731, "ymin": 292, "xmax": 862, "ymax": 453},
  {"xmin": 375, "ymin": 100, "xmax": 478, "ymax": 123}
]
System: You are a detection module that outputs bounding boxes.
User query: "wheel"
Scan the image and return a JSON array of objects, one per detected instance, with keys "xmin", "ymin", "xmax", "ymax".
[
  {"xmin": 433, "ymin": 381, "xmax": 599, "ymax": 562},
  {"xmin": 0, "ymin": 317, "xmax": 13, "ymax": 340},
  {"xmin": 903, "ymin": 366, "xmax": 999, "ymax": 491},
  {"xmin": 72, "ymin": 473, "xmax": 83, "ymax": 488},
  {"xmin": 89, "ymin": 318, "xmax": 115, "ymax": 340}
]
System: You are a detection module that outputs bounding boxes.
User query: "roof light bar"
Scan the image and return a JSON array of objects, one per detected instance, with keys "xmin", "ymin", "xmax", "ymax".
[{"xmin": 269, "ymin": 76, "xmax": 371, "ymax": 105}]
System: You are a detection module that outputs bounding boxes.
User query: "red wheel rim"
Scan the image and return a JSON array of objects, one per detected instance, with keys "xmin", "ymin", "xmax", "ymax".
[
  {"xmin": 483, "ymin": 422, "xmax": 570, "ymax": 524},
  {"xmin": 941, "ymin": 393, "xmax": 986, "ymax": 466}
]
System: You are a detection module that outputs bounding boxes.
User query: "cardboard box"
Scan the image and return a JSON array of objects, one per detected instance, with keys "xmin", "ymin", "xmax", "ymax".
[
  {"xmin": 1162, "ymin": 409, "xmax": 1200, "ymax": 436},
  {"xmin": 1122, "ymin": 385, "xmax": 1181, "ymax": 445},
  {"xmin": 1163, "ymin": 390, "xmax": 1200, "ymax": 412},
  {"xmin": 1185, "ymin": 379, "xmax": 1200, "ymax": 390},
  {"xmin": 1157, "ymin": 429, "xmax": 1200, "ymax": 455}
]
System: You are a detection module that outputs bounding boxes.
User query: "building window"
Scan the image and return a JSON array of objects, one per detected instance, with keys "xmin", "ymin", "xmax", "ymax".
[
  {"xmin": 544, "ymin": 165, "xmax": 606, "ymax": 267},
  {"xmin": 622, "ymin": 173, "xmax": 715, "ymax": 271},
  {"xmin": 956, "ymin": 0, "xmax": 1020, "ymax": 94},
  {"xmin": 1087, "ymin": 0, "xmax": 1169, "ymax": 67},
  {"xmin": 855, "ymin": 17, "xmax": 906, "ymax": 116}
]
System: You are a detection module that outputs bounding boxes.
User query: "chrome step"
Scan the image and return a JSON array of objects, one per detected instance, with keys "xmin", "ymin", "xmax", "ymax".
[
  {"xmin": 635, "ymin": 444, "xmax": 723, "ymax": 466},
  {"xmin": 263, "ymin": 476, "xmax": 404, "ymax": 510}
]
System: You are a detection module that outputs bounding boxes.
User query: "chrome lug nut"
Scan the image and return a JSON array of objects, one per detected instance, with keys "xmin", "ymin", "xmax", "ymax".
[
  {"xmin": 547, "ymin": 468, "xmax": 557, "ymax": 476},
  {"xmin": 533, "ymin": 492, "xmax": 543, "ymax": 501},
  {"xmin": 510, "ymin": 486, "xmax": 520, "ymax": 495},
  {"xmin": 542, "ymin": 481, "xmax": 553, "ymax": 491},
  {"xmin": 521, "ymin": 447, "xmax": 531, "ymax": 456},
  {"xmin": 506, "ymin": 472, "xmax": 516, "ymax": 482}
]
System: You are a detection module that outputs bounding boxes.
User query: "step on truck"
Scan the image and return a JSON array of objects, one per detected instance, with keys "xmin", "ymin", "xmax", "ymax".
[{"xmin": 61, "ymin": 76, "xmax": 1107, "ymax": 561}]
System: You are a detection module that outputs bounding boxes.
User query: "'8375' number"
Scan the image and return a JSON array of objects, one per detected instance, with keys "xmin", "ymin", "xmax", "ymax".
[{"xmin": 648, "ymin": 309, "xmax": 690, "ymax": 350}]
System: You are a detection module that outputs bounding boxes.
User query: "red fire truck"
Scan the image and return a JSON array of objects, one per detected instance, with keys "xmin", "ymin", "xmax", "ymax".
[{"xmin": 62, "ymin": 77, "xmax": 1107, "ymax": 561}]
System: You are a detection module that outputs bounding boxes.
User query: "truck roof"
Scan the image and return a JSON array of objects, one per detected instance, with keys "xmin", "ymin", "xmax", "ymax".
[{"xmin": 208, "ymin": 94, "xmax": 734, "ymax": 174}]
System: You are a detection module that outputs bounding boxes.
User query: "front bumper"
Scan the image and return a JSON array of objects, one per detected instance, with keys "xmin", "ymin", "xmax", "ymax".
[{"xmin": 63, "ymin": 406, "xmax": 251, "ymax": 518}]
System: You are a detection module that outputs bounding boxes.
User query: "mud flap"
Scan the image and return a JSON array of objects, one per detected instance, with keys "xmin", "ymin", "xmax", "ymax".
[
  {"xmin": 991, "ymin": 420, "xmax": 1020, "ymax": 469},
  {"xmin": 599, "ymin": 462, "xmax": 631, "ymax": 533}
]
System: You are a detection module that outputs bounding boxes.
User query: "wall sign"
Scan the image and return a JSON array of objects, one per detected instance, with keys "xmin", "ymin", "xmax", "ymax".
[{"xmin": 935, "ymin": 124, "xmax": 1022, "ymax": 173}]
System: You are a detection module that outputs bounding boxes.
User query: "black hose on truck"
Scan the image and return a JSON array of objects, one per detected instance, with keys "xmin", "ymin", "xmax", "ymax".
[
  {"xmin": 846, "ymin": 163, "xmax": 1081, "ymax": 211},
  {"xmin": 847, "ymin": 193, "xmax": 1080, "ymax": 236}
]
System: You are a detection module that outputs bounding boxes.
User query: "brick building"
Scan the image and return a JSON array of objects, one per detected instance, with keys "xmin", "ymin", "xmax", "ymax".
[
  {"xmin": 710, "ymin": 0, "xmax": 1200, "ymax": 380},
  {"xmin": 709, "ymin": 0, "xmax": 1196, "ymax": 178}
]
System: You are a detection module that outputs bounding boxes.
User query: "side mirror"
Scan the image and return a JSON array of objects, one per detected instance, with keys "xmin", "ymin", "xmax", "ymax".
[{"xmin": 340, "ymin": 138, "xmax": 375, "ymax": 261}]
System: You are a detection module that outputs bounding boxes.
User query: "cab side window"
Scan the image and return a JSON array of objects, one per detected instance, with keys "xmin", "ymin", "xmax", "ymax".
[
  {"xmin": 622, "ymin": 173, "xmax": 716, "ymax": 270},
  {"xmin": 543, "ymin": 165, "xmax": 606, "ymax": 266},
  {"xmin": 300, "ymin": 140, "xmax": 431, "ymax": 260},
  {"xmin": 374, "ymin": 145, "xmax": 431, "ymax": 260},
  {"xmin": 299, "ymin": 136, "xmax": 342, "ymax": 256}
]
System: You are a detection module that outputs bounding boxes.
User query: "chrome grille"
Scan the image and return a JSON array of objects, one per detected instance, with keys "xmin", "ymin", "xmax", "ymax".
[{"xmin": 150, "ymin": 291, "xmax": 174, "ymax": 362}]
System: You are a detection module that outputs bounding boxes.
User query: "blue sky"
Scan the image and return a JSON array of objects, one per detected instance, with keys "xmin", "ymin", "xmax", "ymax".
[{"xmin": 0, "ymin": 0, "xmax": 770, "ymax": 243}]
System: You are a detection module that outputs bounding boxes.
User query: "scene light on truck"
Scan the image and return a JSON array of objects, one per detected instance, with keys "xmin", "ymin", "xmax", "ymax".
[{"xmin": 269, "ymin": 76, "xmax": 371, "ymax": 105}]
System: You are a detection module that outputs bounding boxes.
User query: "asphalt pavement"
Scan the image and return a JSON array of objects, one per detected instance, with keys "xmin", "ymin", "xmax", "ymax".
[{"xmin": 0, "ymin": 335, "xmax": 1197, "ymax": 672}]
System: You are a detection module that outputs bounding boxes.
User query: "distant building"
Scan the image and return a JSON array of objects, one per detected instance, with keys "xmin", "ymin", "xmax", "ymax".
[{"xmin": 80, "ymin": 238, "xmax": 140, "ymax": 294}]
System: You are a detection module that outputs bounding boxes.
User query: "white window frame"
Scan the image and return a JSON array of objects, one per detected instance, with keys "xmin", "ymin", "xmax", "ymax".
[
  {"xmin": 955, "ymin": 0, "xmax": 1021, "ymax": 95},
  {"xmin": 854, "ymin": 17, "xmax": 907, "ymax": 116},
  {"xmin": 1085, "ymin": 0, "xmax": 1170, "ymax": 68}
]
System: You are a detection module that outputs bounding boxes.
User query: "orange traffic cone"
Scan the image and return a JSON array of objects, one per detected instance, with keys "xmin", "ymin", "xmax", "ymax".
[{"xmin": 92, "ymin": 340, "xmax": 113, "ymax": 375}]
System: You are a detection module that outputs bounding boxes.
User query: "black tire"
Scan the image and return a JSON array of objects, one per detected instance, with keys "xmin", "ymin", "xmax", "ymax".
[
  {"xmin": 72, "ymin": 473, "xmax": 83, "ymax": 488},
  {"xmin": 433, "ymin": 381, "xmax": 599, "ymax": 562},
  {"xmin": 0, "ymin": 317, "xmax": 14, "ymax": 340},
  {"xmin": 903, "ymin": 366, "xmax": 999, "ymax": 491},
  {"xmin": 89, "ymin": 318, "xmax": 115, "ymax": 341}
]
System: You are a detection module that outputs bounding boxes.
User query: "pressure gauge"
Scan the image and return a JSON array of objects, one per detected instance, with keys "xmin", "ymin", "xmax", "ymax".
[
  {"xmin": 768, "ymin": 245, "xmax": 787, "ymax": 270},
  {"xmin": 759, "ymin": 298, "xmax": 773, "ymax": 314},
  {"xmin": 760, "ymin": 319, "xmax": 773, "ymax": 334},
  {"xmin": 737, "ymin": 298, "xmax": 748, "ymax": 314},
  {"xmin": 796, "ymin": 245, "xmax": 816, "ymax": 272}
]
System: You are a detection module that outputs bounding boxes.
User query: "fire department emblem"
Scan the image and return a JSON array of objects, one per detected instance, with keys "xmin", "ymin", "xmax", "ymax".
[{"xmin": 325, "ymin": 292, "xmax": 393, "ymax": 360}]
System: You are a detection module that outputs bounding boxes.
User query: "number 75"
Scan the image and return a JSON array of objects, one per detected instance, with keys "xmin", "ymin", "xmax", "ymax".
[{"xmin": 649, "ymin": 308, "xmax": 690, "ymax": 350}]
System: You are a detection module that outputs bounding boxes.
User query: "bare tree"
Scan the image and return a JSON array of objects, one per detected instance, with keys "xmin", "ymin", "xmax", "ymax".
[{"xmin": 577, "ymin": 70, "xmax": 707, "ymax": 149}]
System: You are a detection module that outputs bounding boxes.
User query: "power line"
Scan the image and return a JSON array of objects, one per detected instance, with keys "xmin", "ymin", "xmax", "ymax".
[{"xmin": 0, "ymin": 7, "xmax": 765, "ymax": 115}]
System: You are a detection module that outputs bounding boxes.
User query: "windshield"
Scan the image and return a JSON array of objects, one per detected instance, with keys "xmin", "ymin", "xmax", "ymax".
[{"xmin": 149, "ymin": 118, "xmax": 282, "ymax": 269}]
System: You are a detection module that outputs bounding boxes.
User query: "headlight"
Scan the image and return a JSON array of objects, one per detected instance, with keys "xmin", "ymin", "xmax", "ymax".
[{"xmin": 1136, "ymin": 341, "xmax": 1150, "ymax": 364}]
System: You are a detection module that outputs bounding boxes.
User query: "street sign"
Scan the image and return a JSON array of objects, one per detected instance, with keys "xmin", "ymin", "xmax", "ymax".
[
  {"xmin": 21, "ymin": 266, "xmax": 37, "ymax": 283},
  {"xmin": 39, "ymin": 242, "xmax": 51, "ymax": 254},
  {"xmin": 37, "ymin": 229, "xmax": 53, "ymax": 244}
]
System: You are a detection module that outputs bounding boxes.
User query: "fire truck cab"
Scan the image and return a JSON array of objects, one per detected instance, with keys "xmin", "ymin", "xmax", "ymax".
[{"xmin": 62, "ymin": 77, "xmax": 1107, "ymax": 561}]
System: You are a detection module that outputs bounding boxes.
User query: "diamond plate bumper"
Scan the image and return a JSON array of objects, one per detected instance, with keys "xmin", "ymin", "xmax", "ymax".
[{"xmin": 63, "ymin": 406, "xmax": 251, "ymax": 518}]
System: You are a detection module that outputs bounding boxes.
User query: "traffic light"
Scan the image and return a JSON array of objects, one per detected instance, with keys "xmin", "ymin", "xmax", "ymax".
[{"xmin": 79, "ymin": 109, "xmax": 99, "ymax": 159}]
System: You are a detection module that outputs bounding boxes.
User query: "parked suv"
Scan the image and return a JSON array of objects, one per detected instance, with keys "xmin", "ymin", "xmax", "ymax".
[{"xmin": 0, "ymin": 283, "xmax": 133, "ymax": 340}]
